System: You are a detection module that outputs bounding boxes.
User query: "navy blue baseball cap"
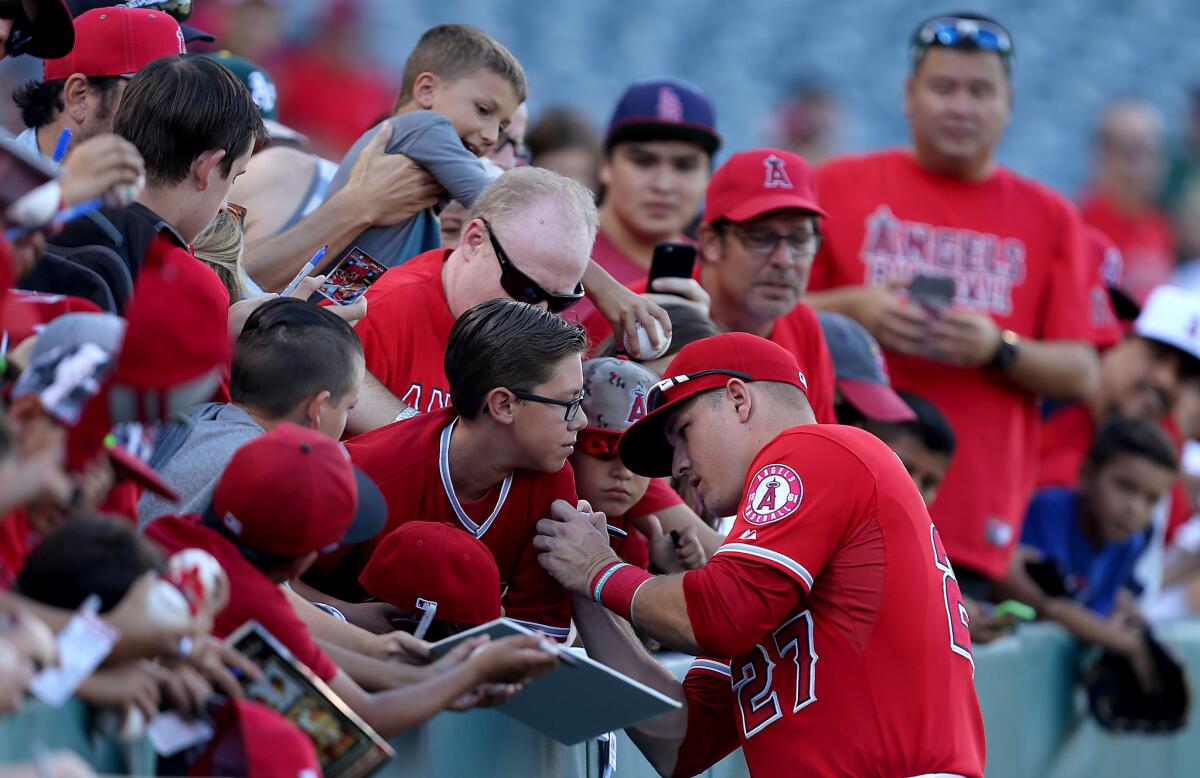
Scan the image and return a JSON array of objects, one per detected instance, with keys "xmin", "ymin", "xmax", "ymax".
[{"xmin": 605, "ymin": 77, "xmax": 720, "ymax": 155}]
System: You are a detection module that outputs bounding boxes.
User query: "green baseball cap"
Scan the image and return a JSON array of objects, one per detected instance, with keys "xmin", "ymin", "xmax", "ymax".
[{"xmin": 206, "ymin": 50, "xmax": 306, "ymax": 145}]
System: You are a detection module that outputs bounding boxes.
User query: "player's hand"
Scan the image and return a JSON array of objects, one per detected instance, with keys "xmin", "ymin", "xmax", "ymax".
[
  {"xmin": 347, "ymin": 122, "xmax": 443, "ymax": 227},
  {"xmin": 533, "ymin": 499, "xmax": 620, "ymax": 596},
  {"xmin": 927, "ymin": 309, "xmax": 1002, "ymax": 367},
  {"xmin": 643, "ymin": 277, "xmax": 711, "ymax": 318},
  {"xmin": 58, "ymin": 134, "xmax": 144, "ymax": 207},
  {"xmin": 467, "ymin": 634, "xmax": 559, "ymax": 686}
]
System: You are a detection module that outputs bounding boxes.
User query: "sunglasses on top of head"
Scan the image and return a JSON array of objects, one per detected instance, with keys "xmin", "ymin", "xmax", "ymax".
[{"xmin": 480, "ymin": 219, "xmax": 584, "ymax": 313}]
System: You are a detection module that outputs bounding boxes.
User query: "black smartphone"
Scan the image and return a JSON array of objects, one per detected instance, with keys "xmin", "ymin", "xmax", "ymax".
[
  {"xmin": 646, "ymin": 242, "xmax": 697, "ymax": 289},
  {"xmin": 909, "ymin": 272, "xmax": 956, "ymax": 315}
]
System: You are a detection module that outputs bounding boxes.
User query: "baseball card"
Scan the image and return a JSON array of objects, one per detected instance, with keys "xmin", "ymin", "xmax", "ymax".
[{"xmin": 316, "ymin": 247, "xmax": 387, "ymax": 306}]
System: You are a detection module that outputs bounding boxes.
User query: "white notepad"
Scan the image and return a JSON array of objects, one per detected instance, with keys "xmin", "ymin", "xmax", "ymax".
[{"xmin": 431, "ymin": 618, "xmax": 682, "ymax": 745}]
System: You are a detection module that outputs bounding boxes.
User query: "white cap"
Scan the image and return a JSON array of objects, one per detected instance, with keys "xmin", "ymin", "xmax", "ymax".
[{"xmin": 1134, "ymin": 286, "xmax": 1200, "ymax": 362}]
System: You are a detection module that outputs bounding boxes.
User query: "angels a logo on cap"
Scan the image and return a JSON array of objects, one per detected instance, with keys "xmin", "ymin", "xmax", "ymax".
[
  {"xmin": 763, "ymin": 154, "xmax": 794, "ymax": 190},
  {"xmin": 627, "ymin": 386, "xmax": 648, "ymax": 423},
  {"xmin": 742, "ymin": 463, "xmax": 803, "ymax": 525},
  {"xmin": 656, "ymin": 86, "xmax": 684, "ymax": 122}
]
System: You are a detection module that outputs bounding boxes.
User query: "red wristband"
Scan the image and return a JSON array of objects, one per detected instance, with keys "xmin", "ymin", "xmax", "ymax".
[
  {"xmin": 589, "ymin": 560, "xmax": 625, "ymax": 601},
  {"xmin": 598, "ymin": 564, "xmax": 654, "ymax": 622}
]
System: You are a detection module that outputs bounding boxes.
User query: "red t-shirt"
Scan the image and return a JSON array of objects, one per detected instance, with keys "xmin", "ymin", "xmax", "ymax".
[
  {"xmin": 1038, "ymin": 404, "xmax": 1192, "ymax": 542},
  {"xmin": 145, "ymin": 514, "xmax": 337, "ymax": 682},
  {"xmin": 353, "ymin": 249, "xmax": 456, "ymax": 413},
  {"xmin": 581, "ymin": 296, "xmax": 838, "ymax": 425},
  {"xmin": 674, "ymin": 425, "xmax": 985, "ymax": 778},
  {"xmin": 811, "ymin": 149, "xmax": 1095, "ymax": 579},
  {"xmin": 1079, "ymin": 192, "xmax": 1175, "ymax": 305},
  {"xmin": 1084, "ymin": 225, "xmax": 1124, "ymax": 349},
  {"xmin": 344, "ymin": 408, "xmax": 578, "ymax": 639}
]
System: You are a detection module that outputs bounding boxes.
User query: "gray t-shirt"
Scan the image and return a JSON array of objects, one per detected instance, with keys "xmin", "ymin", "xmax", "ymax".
[
  {"xmin": 325, "ymin": 112, "xmax": 496, "ymax": 268},
  {"xmin": 137, "ymin": 403, "xmax": 264, "ymax": 527}
]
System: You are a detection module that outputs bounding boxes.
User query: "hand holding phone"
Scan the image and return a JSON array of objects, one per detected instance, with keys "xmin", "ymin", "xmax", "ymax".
[
  {"xmin": 647, "ymin": 242, "xmax": 697, "ymax": 289},
  {"xmin": 908, "ymin": 272, "xmax": 956, "ymax": 318}
]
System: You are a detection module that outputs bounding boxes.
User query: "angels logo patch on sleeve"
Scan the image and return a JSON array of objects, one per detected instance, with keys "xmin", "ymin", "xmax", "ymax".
[{"xmin": 742, "ymin": 464, "xmax": 803, "ymax": 525}]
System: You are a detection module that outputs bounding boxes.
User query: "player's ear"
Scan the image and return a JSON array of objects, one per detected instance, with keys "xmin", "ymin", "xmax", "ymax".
[
  {"xmin": 697, "ymin": 222, "xmax": 722, "ymax": 264},
  {"xmin": 192, "ymin": 149, "xmax": 227, "ymax": 192},
  {"xmin": 483, "ymin": 387, "xmax": 517, "ymax": 426},
  {"xmin": 461, "ymin": 218, "xmax": 487, "ymax": 259},
  {"xmin": 303, "ymin": 390, "xmax": 332, "ymax": 429},
  {"xmin": 726, "ymin": 379, "xmax": 753, "ymax": 423}
]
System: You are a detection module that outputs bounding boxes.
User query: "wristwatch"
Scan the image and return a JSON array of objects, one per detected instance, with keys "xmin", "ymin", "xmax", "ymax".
[{"xmin": 990, "ymin": 329, "xmax": 1020, "ymax": 370}]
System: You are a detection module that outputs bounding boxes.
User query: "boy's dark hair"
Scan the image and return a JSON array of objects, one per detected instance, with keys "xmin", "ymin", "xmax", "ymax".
[
  {"xmin": 527, "ymin": 106, "xmax": 601, "ymax": 161},
  {"xmin": 17, "ymin": 517, "xmax": 166, "ymax": 613},
  {"xmin": 230, "ymin": 298, "xmax": 364, "ymax": 419},
  {"xmin": 396, "ymin": 24, "xmax": 527, "ymax": 109},
  {"xmin": 896, "ymin": 390, "xmax": 957, "ymax": 457},
  {"xmin": 114, "ymin": 55, "xmax": 266, "ymax": 187},
  {"xmin": 1087, "ymin": 415, "xmax": 1178, "ymax": 473},
  {"xmin": 446, "ymin": 299, "xmax": 587, "ymax": 419},
  {"xmin": 13, "ymin": 76, "xmax": 126, "ymax": 130},
  {"xmin": 598, "ymin": 303, "xmax": 719, "ymax": 363}
]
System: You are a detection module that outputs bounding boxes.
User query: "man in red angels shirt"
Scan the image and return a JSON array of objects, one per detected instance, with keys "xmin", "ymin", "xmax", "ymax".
[
  {"xmin": 805, "ymin": 13, "xmax": 1099, "ymax": 593},
  {"xmin": 341, "ymin": 299, "xmax": 589, "ymax": 640},
  {"xmin": 535, "ymin": 333, "xmax": 985, "ymax": 778}
]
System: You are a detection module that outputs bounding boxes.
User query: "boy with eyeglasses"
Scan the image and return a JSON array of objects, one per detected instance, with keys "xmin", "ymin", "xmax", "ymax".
[
  {"xmin": 333, "ymin": 299, "xmax": 590, "ymax": 640},
  {"xmin": 806, "ymin": 12, "xmax": 1102, "ymax": 596}
]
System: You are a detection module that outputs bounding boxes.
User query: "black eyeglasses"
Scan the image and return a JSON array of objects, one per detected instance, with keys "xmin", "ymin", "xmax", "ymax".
[
  {"xmin": 727, "ymin": 225, "xmax": 822, "ymax": 259},
  {"xmin": 647, "ymin": 370, "xmax": 753, "ymax": 412},
  {"xmin": 911, "ymin": 16, "xmax": 1014, "ymax": 71},
  {"xmin": 494, "ymin": 134, "xmax": 531, "ymax": 166},
  {"xmin": 510, "ymin": 389, "xmax": 586, "ymax": 422},
  {"xmin": 481, "ymin": 219, "xmax": 585, "ymax": 313}
]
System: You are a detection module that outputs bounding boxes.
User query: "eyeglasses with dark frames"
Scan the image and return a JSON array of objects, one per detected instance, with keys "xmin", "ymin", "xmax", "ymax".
[
  {"xmin": 726, "ymin": 224, "xmax": 822, "ymax": 259},
  {"xmin": 481, "ymin": 219, "xmax": 585, "ymax": 313},
  {"xmin": 509, "ymin": 388, "xmax": 586, "ymax": 422}
]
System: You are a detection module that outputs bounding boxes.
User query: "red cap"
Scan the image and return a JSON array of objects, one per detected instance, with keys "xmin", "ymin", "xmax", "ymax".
[
  {"xmin": 618, "ymin": 333, "xmax": 808, "ymax": 477},
  {"xmin": 43, "ymin": 8, "xmax": 185, "ymax": 82},
  {"xmin": 212, "ymin": 423, "xmax": 387, "ymax": 558},
  {"xmin": 189, "ymin": 699, "xmax": 322, "ymax": 778},
  {"xmin": 109, "ymin": 236, "xmax": 229, "ymax": 423},
  {"xmin": 360, "ymin": 522, "xmax": 501, "ymax": 625},
  {"xmin": 703, "ymin": 148, "xmax": 827, "ymax": 224}
]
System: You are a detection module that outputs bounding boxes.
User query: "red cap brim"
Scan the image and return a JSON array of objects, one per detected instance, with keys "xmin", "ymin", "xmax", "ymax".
[
  {"xmin": 712, "ymin": 191, "xmax": 829, "ymax": 224},
  {"xmin": 838, "ymin": 379, "xmax": 915, "ymax": 423},
  {"xmin": 106, "ymin": 444, "xmax": 179, "ymax": 502}
]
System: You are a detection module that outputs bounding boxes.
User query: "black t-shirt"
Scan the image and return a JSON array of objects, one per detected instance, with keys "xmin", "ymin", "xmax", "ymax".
[{"xmin": 19, "ymin": 203, "xmax": 190, "ymax": 313}]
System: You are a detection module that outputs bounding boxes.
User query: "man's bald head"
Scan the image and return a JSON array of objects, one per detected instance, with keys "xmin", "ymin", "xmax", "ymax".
[{"xmin": 1095, "ymin": 100, "xmax": 1166, "ymax": 208}]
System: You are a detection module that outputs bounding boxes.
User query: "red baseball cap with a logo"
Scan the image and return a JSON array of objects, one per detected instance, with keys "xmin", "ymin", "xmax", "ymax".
[
  {"xmin": 703, "ymin": 147, "xmax": 828, "ymax": 224},
  {"xmin": 619, "ymin": 333, "xmax": 809, "ymax": 477},
  {"xmin": 212, "ymin": 424, "xmax": 387, "ymax": 559},
  {"xmin": 359, "ymin": 522, "xmax": 501, "ymax": 625},
  {"xmin": 43, "ymin": 7, "xmax": 185, "ymax": 81}
]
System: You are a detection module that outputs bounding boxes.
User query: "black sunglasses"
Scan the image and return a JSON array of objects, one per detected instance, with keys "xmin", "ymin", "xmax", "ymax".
[
  {"xmin": 481, "ymin": 219, "xmax": 584, "ymax": 313},
  {"xmin": 647, "ymin": 369, "xmax": 753, "ymax": 412}
]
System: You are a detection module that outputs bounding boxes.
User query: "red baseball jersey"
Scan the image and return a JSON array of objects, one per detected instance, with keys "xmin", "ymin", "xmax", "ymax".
[
  {"xmin": 353, "ymin": 248, "xmax": 457, "ymax": 413},
  {"xmin": 1079, "ymin": 191, "xmax": 1175, "ymax": 305},
  {"xmin": 811, "ymin": 149, "xmax": 1095, "ymax": 579},
  {"xmin": 580, "ymin": 297, "xmax": 838, "ymax": 425},
  {"xmin": 344, "ymin": 408, "xmax": 578, "ymax": 639},
  {"xmin": 146, "ymin": 514, "xmax": 338, "ymax": 682},
  {"xmin": 675, "ymin": 425, "xmax": 985, "ymax": 777}
]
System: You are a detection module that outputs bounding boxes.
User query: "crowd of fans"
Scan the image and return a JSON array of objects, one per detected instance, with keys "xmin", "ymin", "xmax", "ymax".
[{"xmin": 0, "ymin": 1, "xmax": 1197, "ymax": 775}]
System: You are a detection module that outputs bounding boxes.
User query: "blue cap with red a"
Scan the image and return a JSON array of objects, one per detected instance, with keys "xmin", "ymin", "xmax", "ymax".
[{"xmin": 605, "ymin": 77, "xmax": 720, "ymax": 155}]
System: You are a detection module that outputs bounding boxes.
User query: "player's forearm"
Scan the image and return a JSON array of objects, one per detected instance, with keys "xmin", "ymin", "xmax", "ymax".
[
  {"xmin": 1001, "ymin": 339, "xmax": 1098, "ymax": 400},
  {"xmin": 243, "ymin": 188, "xmax": 375, "ymax": 291},
  {"xmin": 345, "ymin": 372, "xmax": 408, "ymax": 436},
  {"xmin": 625, "ymin": 577, "xmax": 703, "ymax": 655},
  {"xmin": 572, "ymin": 596, "xmax": 687, "ymax": 777}
]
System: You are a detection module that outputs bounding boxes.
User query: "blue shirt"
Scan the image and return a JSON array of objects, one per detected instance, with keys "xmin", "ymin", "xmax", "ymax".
[{"xmin": 1020, "ymin": 487, "xmax": 1148, "ymax": 616}]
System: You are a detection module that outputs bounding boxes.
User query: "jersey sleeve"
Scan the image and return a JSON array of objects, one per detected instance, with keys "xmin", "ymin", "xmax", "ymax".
[
  {"xmin": 682, "ymin": 433, "xmax": 871, "ymax": 656},
  {"xmin": 670, "ymin": 658, "xmax": 741, "ymax": 778},
  {"xmin": 1037, "ymin": 198, "xmax": 1095, "ymax": 341}
]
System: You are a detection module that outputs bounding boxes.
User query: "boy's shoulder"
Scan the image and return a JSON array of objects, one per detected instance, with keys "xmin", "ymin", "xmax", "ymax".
[
  {"xmin": 1022, "ymin": 487, "xmax": 1080, "ymax": 544},
  {"xmin": 382, "ymin": 112, "xmax": 460, "ymax": 150}
]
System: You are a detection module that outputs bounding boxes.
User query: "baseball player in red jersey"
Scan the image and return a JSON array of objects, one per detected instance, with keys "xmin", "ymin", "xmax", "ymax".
[
  {"xmin": 339, "ymin": 299, "xmax": 590, "ymax": 639},
  {"xmin": 805, "ymin": 13, "xmax": 1099, "ymax": 591},
  {"xmin": 535, "ymin": 333, "xmax": 985, "ymax": 777}
]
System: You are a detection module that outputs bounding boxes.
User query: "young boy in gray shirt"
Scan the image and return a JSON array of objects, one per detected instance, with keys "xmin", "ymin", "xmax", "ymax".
[{"xmin": 324, "ymin": 24, "xmax": 526, "ymax": 267}]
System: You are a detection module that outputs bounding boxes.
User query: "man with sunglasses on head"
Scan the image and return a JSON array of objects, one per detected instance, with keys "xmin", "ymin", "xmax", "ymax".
[
  {"xmin": 350, "ymin": 167, "xmax": 592, "ymax": 416},
  {"xmin": 534, "ymin": 332, "xmax": 985, "ymax": 777},
  {"xmin": 334, "ymin": 298, "xmax": 590, "ymax": 641},
  {"xmin": 805, "ymin": 13, "xmax": 1100, "ymax": 597}
]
